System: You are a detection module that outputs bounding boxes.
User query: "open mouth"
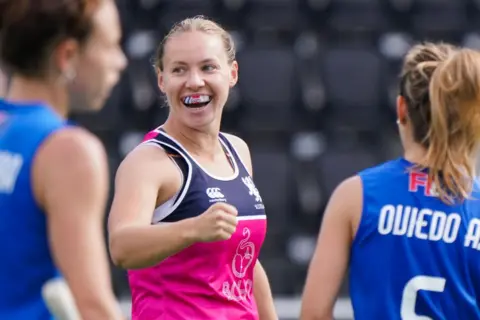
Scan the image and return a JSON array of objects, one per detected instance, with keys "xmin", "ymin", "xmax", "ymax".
[{"xmin": 182, "ymin": 94, "xmax": 212, "ymax": 108}]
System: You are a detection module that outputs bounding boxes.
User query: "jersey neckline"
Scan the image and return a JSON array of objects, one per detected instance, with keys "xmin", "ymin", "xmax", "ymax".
[
  {"xmin": 157, "ymin": 129, "xmax": 240, "ymax": 182},
  {"xmin": 0, "ymin": 99, "xmax": 55, "ymax": 113}
]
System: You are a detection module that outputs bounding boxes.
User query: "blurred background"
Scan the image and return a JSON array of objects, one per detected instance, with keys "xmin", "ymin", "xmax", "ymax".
[{"xmin": 7, "ymin": 0, "xmax": 480, "ymax": 319}]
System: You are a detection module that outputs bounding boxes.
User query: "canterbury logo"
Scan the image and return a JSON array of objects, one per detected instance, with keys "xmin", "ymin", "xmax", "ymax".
[{"xmin": 206, "ymin": 187, "xmax": 224, "ymax": 199}]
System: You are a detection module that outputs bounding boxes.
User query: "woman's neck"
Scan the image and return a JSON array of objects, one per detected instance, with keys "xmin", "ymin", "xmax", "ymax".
[
  {"xmin": 403, "ymin": 142, "xmax": 428, "ymax": 166},
  {"xmin": 162, "ymin": 117, "xmax": 221, "ymax": 159},
  {"xmin": 6, "ymin": 75, "xmax": 68, "ymax": 118}
]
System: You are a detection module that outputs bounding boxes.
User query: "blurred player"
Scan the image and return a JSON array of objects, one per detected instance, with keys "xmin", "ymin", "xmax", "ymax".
[
  {"xmin": 0, "ymin": 0, "xmax": 127, "ymax": 319},
  {"xmin": 108, "ymin": 16, "xmax": 277, "ymax": 320},
  {"xmin": 301, "ymin": 43, "xmax": 480, "ymax": 320}
]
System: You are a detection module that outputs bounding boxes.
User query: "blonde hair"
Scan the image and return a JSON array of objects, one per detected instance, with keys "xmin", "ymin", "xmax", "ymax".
[
  {"xmin": 153, "ymin": 15, "xmax": 236, "ymax": 71},
  {"xmin": 400, "ymin": 42, "xmax": 480, "ymax": 203}
]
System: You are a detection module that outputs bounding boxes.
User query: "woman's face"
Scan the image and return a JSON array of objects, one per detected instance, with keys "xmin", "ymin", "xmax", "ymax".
[{"xmin": 159, "ymin": 30, "xmax": 238, "ymax": 129}]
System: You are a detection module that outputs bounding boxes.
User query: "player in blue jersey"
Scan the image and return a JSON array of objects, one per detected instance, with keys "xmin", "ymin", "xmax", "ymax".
[
  {"xmin": 0, "ymin": 0, "xmax": 126, "ymax": 319},
  {"xmin": 301, "ymin": 42, "xmax": 480, "ymax": 320}
]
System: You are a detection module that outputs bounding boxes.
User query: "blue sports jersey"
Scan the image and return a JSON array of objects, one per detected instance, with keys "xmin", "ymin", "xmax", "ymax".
[
  {"xmin": 350, "ymin": 158, "xmax": 480, "ymax": 320},
  {"xmin": 0, "ymin": 99, "xmax": 67, "ymax": 319}
]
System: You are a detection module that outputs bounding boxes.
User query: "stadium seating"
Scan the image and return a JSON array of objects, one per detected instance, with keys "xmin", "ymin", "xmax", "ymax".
[{"xmin": 70, "ymin": 1, "xmax": 480, "ymax": 317}]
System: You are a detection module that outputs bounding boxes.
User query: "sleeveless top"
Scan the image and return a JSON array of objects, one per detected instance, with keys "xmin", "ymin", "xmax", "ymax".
[
  {"xmin": 351, "ymin": 158, "xmax": 480, "ymax": 320},
  {"xmin": 0, "ymin": 100, "xmax": 66, "ymax": 319},
  {"xmin": 128, "ymin": 128, "xmax": 268, "ymax": 320}
]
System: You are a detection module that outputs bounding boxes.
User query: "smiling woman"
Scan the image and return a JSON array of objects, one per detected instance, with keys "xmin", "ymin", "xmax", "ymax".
[
  {"xmin": 152, "ymin": 16, "xmax": 237, "ymax": 129},
  {"xmin": 108, "ymin": 16, "xmax": 278, "ymax": 320}
]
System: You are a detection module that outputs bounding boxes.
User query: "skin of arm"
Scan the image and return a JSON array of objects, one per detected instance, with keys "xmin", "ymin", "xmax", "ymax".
[
  {"xmin": 253, "ymin": 260, "xmax": 278, "ymax": 320},
  {"xmin": 224, "ymin": 133, "xmax": 278, "ymax": 320},
  {"xmin": 108, "ymin": 144, "xmax": 198, "ymax": 269},
  {"xmin": 300, "ymin": 176, "xmax": 362, "ymax": 320},
  {"xmin": 33, "ymin": 127, "xmax": 122, "ymax": 320}
]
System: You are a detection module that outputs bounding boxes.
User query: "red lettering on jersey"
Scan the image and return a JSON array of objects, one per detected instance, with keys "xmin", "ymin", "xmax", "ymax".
[
  {"xmin": 409, "ymin": 171, "xmax": 437, "ymax": 197},
  {"xmin": 409, "ymin": 172, "xmax": 427, "ymax": 192}
]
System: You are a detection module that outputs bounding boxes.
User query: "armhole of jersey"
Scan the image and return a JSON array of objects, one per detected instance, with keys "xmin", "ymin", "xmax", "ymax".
[
  {"xmin": 352, "ymin": 173, "xmax": 368, "ymax": 246},
  {"xmin": 141, "ymin": 139, "xmax": 193, "ymax": 224},
  {"xmin": 219, "ymin": 133, "xmax": 251, "ymax": 175}
]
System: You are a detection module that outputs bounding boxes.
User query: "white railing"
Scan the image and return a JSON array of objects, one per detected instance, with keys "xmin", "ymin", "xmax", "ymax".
[{"xmin": 118, "ymin": 296, "xmax": 354, "ymax": 320}]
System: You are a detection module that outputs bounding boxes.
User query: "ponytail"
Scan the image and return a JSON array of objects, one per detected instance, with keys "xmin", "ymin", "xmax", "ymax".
[{"xmin": 424, "ymin": 49, "xmax": 480, "ymax": 203}]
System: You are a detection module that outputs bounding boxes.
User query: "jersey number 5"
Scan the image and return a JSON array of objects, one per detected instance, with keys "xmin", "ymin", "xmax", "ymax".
[{"xmin": 400, "ymin": 275, "xmax": 446, "ymax": 320}]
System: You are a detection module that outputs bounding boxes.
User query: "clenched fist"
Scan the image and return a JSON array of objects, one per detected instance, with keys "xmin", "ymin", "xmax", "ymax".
[{"xmin": 192, "ymin": 202, "xmax": 238, "ymax": 242}]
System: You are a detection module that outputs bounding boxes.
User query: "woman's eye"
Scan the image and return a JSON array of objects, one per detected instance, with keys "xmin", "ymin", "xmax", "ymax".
[{"xmin": 203, "ymin": 65, "xmax": 217, "ymax": 72}]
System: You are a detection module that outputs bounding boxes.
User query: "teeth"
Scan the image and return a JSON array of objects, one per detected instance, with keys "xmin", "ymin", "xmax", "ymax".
[{"xmin": 183, "ymin": 95, "xmax": 211, "ymax": 105}]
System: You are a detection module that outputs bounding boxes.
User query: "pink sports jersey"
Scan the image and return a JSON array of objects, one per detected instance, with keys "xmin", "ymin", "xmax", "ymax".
[{"xmin": 128, "ymin": 128, "xmax": 268, "ymax": 320}]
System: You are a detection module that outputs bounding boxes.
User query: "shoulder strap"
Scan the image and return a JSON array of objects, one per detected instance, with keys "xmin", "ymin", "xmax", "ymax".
[
  {"xmin": 218, "ymin": 132, "xmax": 251, "ymax": 175},
  {"xmin": 141, "ymin": 128, "xmax": 194, "ymax": 210}
]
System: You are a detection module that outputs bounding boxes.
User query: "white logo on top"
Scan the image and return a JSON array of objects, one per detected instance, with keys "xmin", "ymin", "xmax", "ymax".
[
  {"xmin": 222, "ymin": 228, "xmax": 255, "ymax": 301},
  {"xmin": 242, "ymin": 176, "xmax": 262, "ymax": 203},
  {"xmin": 0, "ymin": 151, "xmax": 23, "ymax": 194},
  {"xmin": 206, "ymin": 187, "xmax": 226, "ymax": 203}
]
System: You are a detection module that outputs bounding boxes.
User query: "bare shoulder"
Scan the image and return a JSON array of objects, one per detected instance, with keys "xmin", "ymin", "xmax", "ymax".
[
  {"xmin": 222, "ymin": 133, "xmax": 250, "ymax": 155},
  {"xmin": 37, "ymin": 126, "xmax": 106, "ymax": 165},
  {"xmin": 330, "ymin": 176, "xmax": 362, "ymax": 210},
  {"xmin": 110, "ymin": 141, "xmax": 183, "ymax": 223},
  {"xmin": 327, "ymin": 176, "xmax": 363, "ymax": 236},
  {"xmin": 334, "ymin": 176, "xmax": 362, "ymax": 197},
  {"xmin": 222, "ymin": 133, "xmax": 252, "ymax": 174},
  {"xmin": 115, "ymin": 142, "xmax": 181, "ymax": 193},
  {"xmin": 34, "ymin": 126, "xmax": 107, "ymax": 183},
  {"xmin": 116, "ymin": 142, "xmax": 175, "ymax": 178},
  {"xmin": 33, "ymin": 127, "xmax": 108, "ymax": 209}
]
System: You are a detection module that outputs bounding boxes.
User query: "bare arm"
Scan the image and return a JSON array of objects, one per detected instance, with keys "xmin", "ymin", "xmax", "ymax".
[
  {"xmin": 224, "ymin": 134, "xmax": 277, "ymax": 319},
  {"xmin": 253, "ymin": 261, "xmax": 277, "ymax": 320},
  {"xmin": 108, "ymin": 144, "xmax": 198, "ymax": 269},
  {"xmin": 33, "ymin": 128, "xmax": 121, "ymax": 320},
  {"xmin": 300, "ymin": 176, "xmax": 362, "ymax": 320}
]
